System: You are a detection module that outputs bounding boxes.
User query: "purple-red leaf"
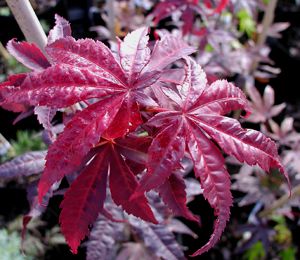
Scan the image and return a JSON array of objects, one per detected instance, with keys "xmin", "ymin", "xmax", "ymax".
[
  {"xmin": 60, "ymin": 150, "xmax": 109, "ymax": 254},
  {"xmin": 46, "ymin": 37, "xmax": 127, "ymax": 86},
  {"xmin": 22, "ymin": 181, "xmax": 59, "ymax": 245},
  {"xmin": 190, "ymin": 80, "xmax": 251, "ymax": 116},
  {"xmin": 1, "ymin": 64, "xmax": 122, "ymax": 109},
  {"xmin": 103, "ymin": 96, "xmax": 142, "ymax": 139},
  {"xmin": 34, "ymin": 106, "xmax": 56, "ymax": 132},
  {"xmin": 6, "ymin": 40, "xmax": 50, "ymax": 71},
  {"xmin": 181, "ymin": 7, "xmax": 194, "ymax": 35},
  {"xmin": 187, "ymin": 123, "xmax": 232, "ymax": 255},
  {"xmin": 109, "ymin": 145, "xmax": 157, "ymax": 223},
  {"xmin": 157, "ymin": 173, "xmax": 198, "ymax": 222},
  {"xmin": 87, "ymin": 215, "xmax": 124, "ymax": 260},
  {"xmin": 151, "ymin": 1, "xmax": 183, "ymax": 25},
  {"xmin": 179, "ymin": 57, "xmax": 207, "ymax": 111},
  {"xmin": 0, "ymin": 74, "xmax": 29, "ymax": 112},
  {"xmin": 38, "ymin": 95, "xmax": 124, "ymax": 202},
  {"xmin": 195, "ymin": 114, "xmax": 285, "ymax": 174},
  {"xmin": 135, "ymin": 122, "xmax": 185, "ymax": 195},
  {"xmin": 0, "ymin": 151, "xmax": 46, "ymax": 180},
  {"xmin": 130, "ymin": 217, "xmax": 186, "ymax": 260}
]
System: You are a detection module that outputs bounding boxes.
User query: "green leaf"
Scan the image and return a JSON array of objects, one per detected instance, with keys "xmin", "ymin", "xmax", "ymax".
[
  {"xmin": 243, "ymin": 241, "xmax": 266, "ymax": 260},
  {"xmin": 10, "ymin": 131, "xmax": 46, "ymax": 157},
  {"xmin": 280, "ymin": 247, "xmax": 296, "ymax": 260},
  {"xmin": 237, "ymin": 9, "xmax": 256, "ymax": 37}
]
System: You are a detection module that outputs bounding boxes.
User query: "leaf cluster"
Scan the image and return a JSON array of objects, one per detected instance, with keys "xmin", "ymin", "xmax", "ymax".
[{"xmin": 0, "ymin": 14, "xmax": 288, "ymax": 257}]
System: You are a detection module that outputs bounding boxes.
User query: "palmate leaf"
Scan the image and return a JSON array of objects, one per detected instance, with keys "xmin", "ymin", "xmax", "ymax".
[
  {"xmin": 134, "ymin": 57, "xmax": 288, "ymax": 255},
  {"xmin": 0, "ymin": 24, "xmax": 194, "ymax": 201},
  {"xmin": 59, "ymin": 136, "xmax": 157, "ymax": 253},
  {"xmin": 0, "ymin": 16, "xmax": 287, "ymax": 257}
]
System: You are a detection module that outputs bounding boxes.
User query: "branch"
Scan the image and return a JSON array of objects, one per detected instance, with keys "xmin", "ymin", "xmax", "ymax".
[
  {"xmin": 106, "ymin": 0, "xmax": 116, "ymax": 41},
  {"xmin": 251, "ymin": 0, "xmax": 278, "ymax": 73},
  {"xmin": 259, "ymin": 184, "xmax": 300, "ymax": 218},
  {"xmin": 5, "ymin": 0, "xmax": 47, "ymax": 52}
]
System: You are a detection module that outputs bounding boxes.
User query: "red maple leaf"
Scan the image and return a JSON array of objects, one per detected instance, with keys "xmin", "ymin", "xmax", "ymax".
[
  {"xmin": 132, "ymin": 57, "xmax": 289, "ymax": 255},
  {"xmin": 0, "ymin": 17, "xmax": 288, "ymax": 256}
]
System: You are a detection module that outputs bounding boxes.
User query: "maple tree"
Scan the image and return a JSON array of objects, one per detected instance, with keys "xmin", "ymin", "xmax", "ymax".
[{"xmin": 0, "ymin": 15, "xmax": 289, "ymax": 257}]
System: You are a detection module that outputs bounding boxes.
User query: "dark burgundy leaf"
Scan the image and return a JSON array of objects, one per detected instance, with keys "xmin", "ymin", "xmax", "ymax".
[
  {"xmin": 157, "ymin": 173, "xmax": 198, "ymax": 221},
  {"xmin": 109, "ymin": 145, "xmax": 157, "ymax": 223},
  {"xmin": 136, "ymin": 122, "xmax": 185, "ymax": 194},
  {"xmin": 38, "ymin": 95, "xmax": 124, "ymax": 202},
  {"xmin": 60, "ymin": 150, "xmax": 109, "ymax": 253}
]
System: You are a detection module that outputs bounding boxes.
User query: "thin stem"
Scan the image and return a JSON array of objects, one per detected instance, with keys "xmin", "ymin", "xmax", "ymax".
[
  {"xmin": 259, "ymin": 184, "xmax": 300, "ymax": 218},
  {"xmin": 5, "ymin": 0, "xmax": 47, "ymax": 51},
  {"xmin": 251, "ymin": 0, "xmax": 278, "ymax": 73},
  {"xmin": 106, "ymin": 0, "xmax": 116, "ymax": 40},
  {"xmin": 257, "ymin": 0, "xmax": 278, "ymax": 48}
]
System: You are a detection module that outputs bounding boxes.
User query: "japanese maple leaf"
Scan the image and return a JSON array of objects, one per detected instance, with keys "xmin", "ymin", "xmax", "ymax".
[
  {"xmin": 59, "ymin": 136, "xmax": 159, "ymax": 254},
  {"xmin": 0, "ymin": 25, "xmax": 194, "ymax": 203},
  {"xmin": 0, "ymin": 21, "xmax": 195, "ymax": 253},
  {"xmin": 133, "ymin": 57, "xmax": 288, "ymax": 256},
  {"xmin": 151, "ymin": 0, "xmax": 230, "ymax": 35}
]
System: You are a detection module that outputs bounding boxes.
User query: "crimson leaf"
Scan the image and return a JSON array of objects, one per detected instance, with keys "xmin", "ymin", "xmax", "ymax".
[
  {"xmin": 38, "ymin": 95, "xmax": 124, "ymax": 202},
  {"xmin": 60, "ymin": 149, "xmax": 109, "ymax": 253},
  {"xmin": 134, "ymin": 57, "xmax": 287, "ymax": 255}
]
